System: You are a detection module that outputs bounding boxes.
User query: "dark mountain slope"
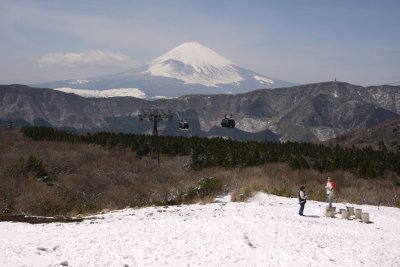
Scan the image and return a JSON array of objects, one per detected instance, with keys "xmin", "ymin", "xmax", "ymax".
[{"xmin": 1, "ymin": 82, "xmax": 399, "ymax": 142}]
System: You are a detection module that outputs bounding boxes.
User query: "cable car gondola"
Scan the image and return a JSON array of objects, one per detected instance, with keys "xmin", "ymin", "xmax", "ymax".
[
  {"xmin": 179, "ymin": 119, "xmax": 189, "ymax": 130},
  {"xmin": 221, "ymin": 114, "xmax": 235, "ymax": 128}
]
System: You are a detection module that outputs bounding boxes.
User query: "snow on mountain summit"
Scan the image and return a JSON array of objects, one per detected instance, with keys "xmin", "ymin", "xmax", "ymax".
[
  {"xmin": 34, "ymin": 42, "xmax": 296, "ymax": 97},
  {"xmin": 146, "ymin": 42, "xmax": 244, "ymax": 87}
]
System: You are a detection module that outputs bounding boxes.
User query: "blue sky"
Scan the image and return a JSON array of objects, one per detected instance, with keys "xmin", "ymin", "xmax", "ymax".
[{"xmin": 1, "ymin": 0, "xmax": 399, "ymax": 86}]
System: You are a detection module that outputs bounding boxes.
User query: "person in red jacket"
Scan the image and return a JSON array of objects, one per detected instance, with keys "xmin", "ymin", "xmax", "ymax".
[{"xmin": 325, "ymin": 177, "xmax": 335, "ymax": 207}]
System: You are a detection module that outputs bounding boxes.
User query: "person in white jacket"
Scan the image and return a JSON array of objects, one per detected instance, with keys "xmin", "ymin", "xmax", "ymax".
[{"xmin": 325, "ymin": 177, "xmax": 334, "ymax": 208}]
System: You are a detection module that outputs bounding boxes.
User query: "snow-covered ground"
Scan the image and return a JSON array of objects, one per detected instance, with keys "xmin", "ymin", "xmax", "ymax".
[{"xmin": 1, "ymin": 193, "xmax": 399, "ymax": 266}]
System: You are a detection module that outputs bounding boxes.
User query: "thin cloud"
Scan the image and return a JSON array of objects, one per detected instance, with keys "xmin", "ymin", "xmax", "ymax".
[{"xmin": 38, "ymin": 50, "xmax": 137, "ymax": 68}]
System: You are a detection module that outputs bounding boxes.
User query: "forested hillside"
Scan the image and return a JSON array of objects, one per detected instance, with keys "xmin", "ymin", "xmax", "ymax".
[
  {"xmin": 1, "ymin": 127, "xmax": 399, "ymax": 217},
  {"xmin": 21, "ymin": 127, "xmax": 400, "ymax": 179}
]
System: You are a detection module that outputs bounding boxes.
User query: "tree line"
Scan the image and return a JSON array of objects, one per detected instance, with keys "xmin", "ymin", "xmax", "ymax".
[{"xmin": 21, "ymin": 127, "xmax": 400, "ymax": 178}]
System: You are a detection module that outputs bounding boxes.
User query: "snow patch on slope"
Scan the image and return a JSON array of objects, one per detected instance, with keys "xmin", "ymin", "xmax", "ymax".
[
  {"xmin": 55, "ymin": 87, "xmax": 146, "ymax": 98},
  {"xmin": 69, "ymin": 79, "xmax": 91, "ymax": 85},
  {"xmin": 236, "ymin": 116, "xmax": 276, "ymax": 133},
  {"xmin": 254, "ymin": 75, "xmax": 274, "ymax": 85},
  {"xmin": 370, "ymin": 89, "xmax": 400, "ymax": 113},
  {"xmin": 199, "ymin": 117, "xmax": 222, "ymax": 132},
  {"xmin": 146, "ymin": 42, "xmax": 244, "ymax": 87},
  {"xmin": 309, "ymin": 127, "xmax": 337, "ymax": 141}
]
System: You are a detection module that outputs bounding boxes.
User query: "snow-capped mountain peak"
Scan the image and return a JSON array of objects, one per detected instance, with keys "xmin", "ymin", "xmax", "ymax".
[
  {"xmin": 34, "ymin": 42, "xmax": 296, "ymax": 97},
  {"xmin": 150, "ymin": 42, "xmax": 235, "ymax": 68},
  {"xmin": 145, "ymin": 42, "xmax": 244, "ymax": 87}
]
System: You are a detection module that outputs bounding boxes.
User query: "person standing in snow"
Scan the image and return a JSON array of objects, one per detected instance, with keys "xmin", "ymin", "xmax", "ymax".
[
  {"xmin": 325, "ymin": 177, "xmax": 334, "ymax": 208},
  {"xmin": 298, "ymin": 185, "xmax": 307, "ymax": 216}
]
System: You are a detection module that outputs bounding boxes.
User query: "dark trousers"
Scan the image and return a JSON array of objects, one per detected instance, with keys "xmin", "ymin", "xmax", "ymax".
[{"xmin": 299, "ymin": 202, "xmax": 305, "ymax": 215}]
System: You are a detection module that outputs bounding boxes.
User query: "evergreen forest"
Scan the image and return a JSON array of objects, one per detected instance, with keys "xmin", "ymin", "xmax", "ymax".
[{"xmin": 21, "ymin": 127, "xmax": 400, "ymax": 179}]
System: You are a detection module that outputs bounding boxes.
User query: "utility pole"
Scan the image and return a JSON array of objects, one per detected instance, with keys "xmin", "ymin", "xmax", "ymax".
[{"xmin": 138, "ymin": 109, "xmax": 173, "ymax": 164}]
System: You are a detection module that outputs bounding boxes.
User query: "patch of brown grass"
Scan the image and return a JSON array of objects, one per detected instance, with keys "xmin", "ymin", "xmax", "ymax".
[{"xmin": 1, "ymin": 129, "xmax": 399, "ymax": 217}]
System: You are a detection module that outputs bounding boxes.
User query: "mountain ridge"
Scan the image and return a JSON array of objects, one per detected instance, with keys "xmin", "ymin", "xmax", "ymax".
[
  {"xmin": 1, "ymin": 82, "xmax": 399, "ymax": 142},
  {"xmin": 329, "ymin": 118, "xmax": 400, "ymax": 151}
]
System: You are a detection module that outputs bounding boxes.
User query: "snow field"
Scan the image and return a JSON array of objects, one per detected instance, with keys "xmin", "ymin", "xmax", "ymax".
[
  {"xmin": 54, "ymin": 88, "xmax": 146, "ymax": 98},
  {"xmin": 0, "ymin": 193, "xmax": 399, "ymax": 266}
]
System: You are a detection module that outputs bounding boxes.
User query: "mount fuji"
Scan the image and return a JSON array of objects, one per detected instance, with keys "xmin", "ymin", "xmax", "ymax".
[{"xmin": 35, "ymin": 42, "xmax": 296, "ymax": 98}]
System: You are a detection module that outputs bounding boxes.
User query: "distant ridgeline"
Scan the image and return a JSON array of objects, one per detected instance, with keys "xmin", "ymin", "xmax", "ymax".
[{"xmin": 21, "ymin": 127, "xmax": 400, "ymax": 178}]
